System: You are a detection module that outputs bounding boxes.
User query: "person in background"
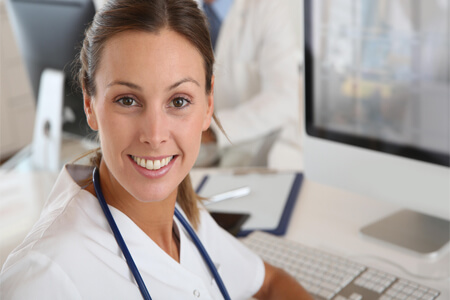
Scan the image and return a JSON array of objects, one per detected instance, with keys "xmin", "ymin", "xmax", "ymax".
[
  {"xmin": 0, "ymin": 0, "xmax": 312, "ymax": 299},
  {"xmin": 196, "ymin": 0, "xmax": 303, "ymax": 169}
]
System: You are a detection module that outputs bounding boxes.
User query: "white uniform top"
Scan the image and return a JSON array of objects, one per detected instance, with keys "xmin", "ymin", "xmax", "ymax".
[
  {"xmin": 211, "ymin": 0, "xmax": 303, "ymax": 168},
  {"xmin": 0, "ymin": 165, "xmax": 264, "ymax": 299}
]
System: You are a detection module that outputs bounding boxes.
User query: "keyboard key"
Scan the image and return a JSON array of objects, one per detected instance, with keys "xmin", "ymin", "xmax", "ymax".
[
  {"xmin": 349, "ymin": 292, "xmax": 363, "ymax": 300},
  {"xmin": 318, "ymin": 288, "xmax": 335, "ymax": 300}
]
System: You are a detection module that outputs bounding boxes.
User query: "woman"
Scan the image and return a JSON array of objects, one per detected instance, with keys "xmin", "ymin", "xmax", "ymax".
[{"xmin": 0, "ymin": 0, "xmax": 312, "ymax": 299}]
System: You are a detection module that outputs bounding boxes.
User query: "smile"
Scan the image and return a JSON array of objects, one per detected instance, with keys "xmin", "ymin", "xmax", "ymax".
[{"xmin": 130, "ymin": 155, "xmax": 174, "ymax": 171}]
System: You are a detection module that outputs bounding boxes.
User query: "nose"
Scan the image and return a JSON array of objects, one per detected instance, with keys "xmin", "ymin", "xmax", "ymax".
[{"xmin": 139, "ymin": 109, "xmax": 169, "ymax": 149}]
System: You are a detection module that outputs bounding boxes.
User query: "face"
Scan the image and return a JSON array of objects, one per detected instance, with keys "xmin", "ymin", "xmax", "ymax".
[{"xmin": 84, "ymin": 29, "xmax": 214, "ymax": 203}]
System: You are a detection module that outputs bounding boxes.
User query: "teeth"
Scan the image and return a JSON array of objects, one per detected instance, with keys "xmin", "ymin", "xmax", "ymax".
[
  {"xmin": 146, "ymin": 160, "xmax": 153, "ymax": 170},
  {"xmin": 132, "ymin": 155, "xmax": 173, "ymax": 170},
  {"xmin": 154, "ymin": 160, "xmax": 161, "ymax": 169}
]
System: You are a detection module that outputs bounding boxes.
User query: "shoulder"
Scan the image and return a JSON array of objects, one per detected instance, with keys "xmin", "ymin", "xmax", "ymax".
[
  {"xmin": 243, "ymin": 0, "xmax": 291, "ymax": 17},
  {"xmin": 0, "ymin": 197, "xmax": 87, "ymax": 300},
  {"xmin": 2, "ymin": 192, "xmax": 96, "ymax": 270},
  {"xmin": 0, "ymin": 250, "xmax": 82, "ymax": 300},
  {"xmin": 3, "ymin": 165, "xmax": 96, "ymax": 263},
  {"xmin": 0, "ymin": 165, "xmax": 114, "ymax": 298},
  {"xmin": 232, "ymin": 0, "xmax": 296, "ymax": 45}
]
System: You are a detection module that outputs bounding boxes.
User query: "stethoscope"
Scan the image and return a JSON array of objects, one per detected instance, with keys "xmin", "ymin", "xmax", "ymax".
[{"xmin": 92, "ymin": 168, "xmax": 231, "ymax": 300}]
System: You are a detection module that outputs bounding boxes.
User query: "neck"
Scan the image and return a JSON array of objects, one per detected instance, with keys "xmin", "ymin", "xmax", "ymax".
[{"xmin": 86, "ymin": 162, "xmax": 180, "ymax": 262}]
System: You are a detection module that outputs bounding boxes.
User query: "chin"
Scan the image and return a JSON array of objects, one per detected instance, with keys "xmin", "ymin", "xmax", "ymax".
[{"xmin": 131, "ymin": 185, "xmax": 178, "ymax": 204}]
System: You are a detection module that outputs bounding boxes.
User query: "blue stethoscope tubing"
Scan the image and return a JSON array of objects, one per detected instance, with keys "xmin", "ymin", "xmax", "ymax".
[{"xmin": 92, "ymin": 167, "xmax": 231, "ymax": 300}]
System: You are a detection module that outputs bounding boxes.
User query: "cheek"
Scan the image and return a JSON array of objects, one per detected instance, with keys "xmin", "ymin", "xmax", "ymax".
[
  {"xmin": 96, "ymin": 111, "xmax": 133, "ymax": 155},
  {"xmin": 177, "ymin": 116, "xmax": 204, "ymax": 149}
]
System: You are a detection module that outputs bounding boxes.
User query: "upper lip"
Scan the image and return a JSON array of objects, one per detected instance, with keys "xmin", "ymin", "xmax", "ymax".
[{"xmin": 130, "ymin": 154, "xmax": 175, "ymax": 160}]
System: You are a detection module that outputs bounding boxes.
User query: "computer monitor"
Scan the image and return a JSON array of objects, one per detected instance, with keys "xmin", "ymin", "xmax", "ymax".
[
  {"xmin": 303, "ymin": 0, "xmax": 449, "ymax": 256},
  {"xmin": 5, "ymin": 0, "xmax": 96, "ymax": 138}
]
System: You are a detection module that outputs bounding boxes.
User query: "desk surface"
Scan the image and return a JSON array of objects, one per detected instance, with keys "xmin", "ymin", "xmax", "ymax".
[
  {"xmin": 290, "ymin": 179, "xmax": 449, "ymax": 294},
  {"xmin": 191, "ymin": 169, "xmax": 450, "ymax": 299},
  {"xmin": 1, "ymin": 168, "xmax": 449, "ymax": 298}
]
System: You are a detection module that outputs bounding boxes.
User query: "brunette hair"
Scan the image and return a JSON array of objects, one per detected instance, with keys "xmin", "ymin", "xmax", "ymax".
[{"xmin": 77, "ymin": 0, "xmax": 215, "ymax": 229}]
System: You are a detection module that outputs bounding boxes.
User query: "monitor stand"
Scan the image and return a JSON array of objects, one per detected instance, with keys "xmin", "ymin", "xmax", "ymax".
[
  {"xmin": 31, "ymin": 68, "xmax": 64, "ymax": 172},
  {"xmin": 361, "ymin": 209, "xmax": 450, "ymax": 257}
]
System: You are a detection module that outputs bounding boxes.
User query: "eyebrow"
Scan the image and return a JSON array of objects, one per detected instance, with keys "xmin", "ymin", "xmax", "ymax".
[
  {"xmin": 167, "ymin": 77, "xmax": 200, "ymax": 91},
  {"xmin": 107, "ymin": 81, "xmax": 142, "ymax": 91},
  {"xmin": 106, "ymin": 77, "xmax": 200, "ymax": 92}
]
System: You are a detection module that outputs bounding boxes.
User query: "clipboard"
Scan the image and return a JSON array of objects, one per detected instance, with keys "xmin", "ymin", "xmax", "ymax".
[{"xmin": 196, "ymin": 171, "xmax": 303, "ymax": 237}]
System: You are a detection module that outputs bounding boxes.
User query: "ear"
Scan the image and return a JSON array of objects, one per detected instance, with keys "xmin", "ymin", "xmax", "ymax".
[
  {"xmin": 202, "ymin": 76, "xmax": 215, "ymax": 131},
  {"xmin": 84, "ymin": 91, "xmax": 98, "ymax": 131}
]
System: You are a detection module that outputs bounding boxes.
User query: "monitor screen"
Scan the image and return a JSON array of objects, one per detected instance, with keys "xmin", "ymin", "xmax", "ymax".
[
  {"xmin": 6, "ymin": 0, "xmax": 96, "ymax": 138},
  {"xmin": 304, "ymin": 0, "xmax": 449, "ymax": 167},
  {"xmin": 303, "ymin": 0, "xmax": 450, "ymax": 254}
]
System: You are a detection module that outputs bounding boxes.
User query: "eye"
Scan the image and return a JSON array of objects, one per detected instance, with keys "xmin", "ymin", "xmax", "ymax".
[
  {"xmin": 116, "ymin": 96, "xmax": 138, "ymax": 107},
  {"xmin": 170, "ymin": 97, "xmax": 191, "ymax": 108}
]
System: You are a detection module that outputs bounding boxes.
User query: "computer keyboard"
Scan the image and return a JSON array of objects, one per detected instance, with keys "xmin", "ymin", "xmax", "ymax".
[{"xmin": 241, "ymin": 231, "xmax": 441, "ymax": 300}]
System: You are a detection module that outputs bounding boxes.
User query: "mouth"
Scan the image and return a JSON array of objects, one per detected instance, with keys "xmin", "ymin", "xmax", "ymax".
[{"xmin": 130, "ymin": 155, "xmax": 175, "ymax": 171}]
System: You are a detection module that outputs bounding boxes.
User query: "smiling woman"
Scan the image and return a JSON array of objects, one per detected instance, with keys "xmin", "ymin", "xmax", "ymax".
[
  {"xmin": 82, "ymin": 29, "xmax": 213, "ymax": 226},
  {"xmin": 0, "ymin": 0, "xmax": 312, "ymax": 299}
]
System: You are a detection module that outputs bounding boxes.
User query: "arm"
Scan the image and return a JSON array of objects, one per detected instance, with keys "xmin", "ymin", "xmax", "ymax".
[{"xmin": 253, "ymin": 261, "xmax": 313, "ymax": 300}]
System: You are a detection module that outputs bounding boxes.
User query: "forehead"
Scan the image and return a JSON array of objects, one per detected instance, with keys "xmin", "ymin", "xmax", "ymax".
[{"xmin": 96, "ymin": 29, "xmax": 205, "ymax": 88}]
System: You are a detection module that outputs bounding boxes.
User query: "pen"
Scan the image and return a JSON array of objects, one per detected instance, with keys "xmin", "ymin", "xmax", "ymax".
[{"xmin": 205, "ymin": 186, "xmax": 251, "ymax": 204}]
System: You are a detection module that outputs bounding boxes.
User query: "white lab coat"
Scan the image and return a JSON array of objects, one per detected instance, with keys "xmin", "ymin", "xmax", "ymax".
[
  {"xmin": 210, "ymin": 0, "xmax": 303, "ymax": 169},
  {"xmin": 0, "ymin": 165, "xmax": 264, "ymax": 299}
]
